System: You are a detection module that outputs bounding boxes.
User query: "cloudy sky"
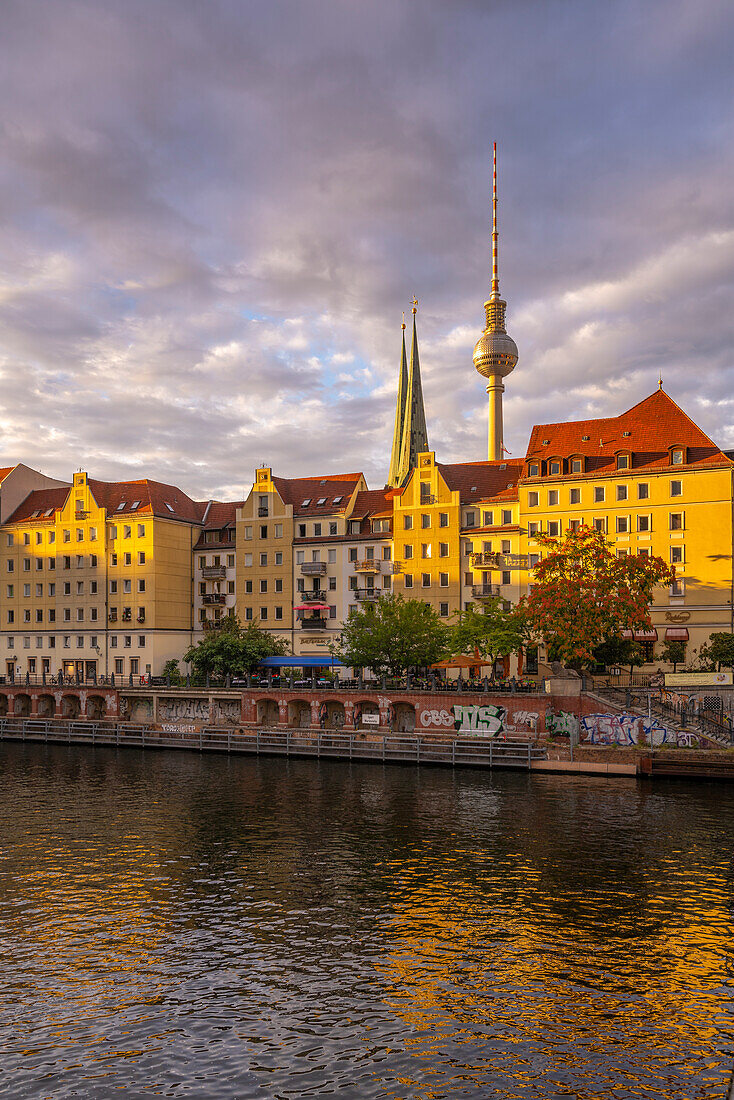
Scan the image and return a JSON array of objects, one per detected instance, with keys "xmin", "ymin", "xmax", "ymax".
[{"xmin": 1, "ymin": 0, "xmax": 733, "ymax": 500}]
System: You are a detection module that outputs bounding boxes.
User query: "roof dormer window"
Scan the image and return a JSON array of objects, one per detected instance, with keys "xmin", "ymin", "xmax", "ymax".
[
  {"xmin": 549, "ymin": 460, "xmax": 561, "ymax": 476},
  {"xmin": 671, "ymin": 448, "xmax": 684, "ymax": 466},
  {"xmin": 616, "ymin": 454, "xmax": 629, "ymax": 470},
  {"xmin": 301, "ymin": 498, "xmax": 311, "ymax": 507},
  {"xmin": 622, "ymin": 430, "xmax": 631, "ymax": 438},
  {"xmin": 570, "ymin": 456, "xmax": 584, "ymax": 474},
  {"xmin": 581, "ymin": 435, "xmax": 590, "ymax": 441},
  {"xmin": 528, "ymin": 462, "xmax": 539, "ymax": 477},
  {"xmin": 316, "ymin": 497, "xmax": 327, "ymax": 505}
]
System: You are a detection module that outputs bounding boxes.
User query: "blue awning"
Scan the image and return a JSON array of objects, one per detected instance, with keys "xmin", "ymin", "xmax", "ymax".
[{"xmin": 259, "ymin": 655, "xmax": 344, "ymax": 668}]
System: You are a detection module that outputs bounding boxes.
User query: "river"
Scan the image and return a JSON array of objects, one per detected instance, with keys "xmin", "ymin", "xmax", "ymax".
[{"xmin": 0, "ymin": 742, "xmax": 732, "ymax": 1098}]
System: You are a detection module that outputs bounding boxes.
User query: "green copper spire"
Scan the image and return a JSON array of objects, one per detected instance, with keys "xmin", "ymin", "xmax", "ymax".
[
  {"xmin": 387, "ymin": 313, "xmax": 409, "ymax": 487},
  {"xmin": 388, "ymin": 299, "xmax": 430, "ymax": 487}
]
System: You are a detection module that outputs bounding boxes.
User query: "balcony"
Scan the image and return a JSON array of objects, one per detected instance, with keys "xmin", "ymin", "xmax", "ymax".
[
  {"xmin": 354, "ymin": 559, "xmax": 381, "ymax": 573},
  {"xmin": 419, "ymin": 493, "xmax": 436, "ymax": 506},
  {"xmin": 390, "ymin": 561, "xmax": 402, "ymax": 574},
  {"xmin": 258, "ymin": 507, "xmax": 268, "ymax": 517},
  {"xmin": 503, "ymin": 553, "xmax": 528, "ymax": 568},
  {"xmin": 301, "ymin": 562, "xmax": 327, "ymax": 576},
  {"xmin": 300, "ymin": 589, "xmax": 327, "ymax": 603},
  {"xmin": 202, "ymin": 565, "xmax": 226, "ymax": 579},
  {"xmin": 203, "ymin": 593, "xmax": 226, "ymax": 605},
  {"xmin": 471, "ymin": 584, "xmax": 501, "ymax": 599},
  {"xmin": 354, "ymin": 588, "xmax": 380, "ymax": 600},
  {"xmin": 299, "ymin": 617, "xmax": 327, "ymax": 631},
  {"xmin": 121, "ymin": 610, "xmax": 132, "ymax": 622},
  {"xmin": 472, "ymin": 551, "xmax": 500, "ymax": 568},
  {"xmin": 203, "ymin": 619, "xmax": 224, "ymax": 631},
  {"xmin": 137, "ymin": 613, "xmax": 145, "ymax": 624},
  {"xmin": 108, "ymin": 612, "xmax": 117, "ymax": 622},
  {"xmin": 75, "ymin": 510, "xmax": 89, "ymax": 519}
]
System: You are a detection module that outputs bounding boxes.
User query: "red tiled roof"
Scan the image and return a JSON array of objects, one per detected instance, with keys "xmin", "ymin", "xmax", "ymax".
[
  {"xmin": 273, "ymin": 472, "xmax": 363, "ymax": 515},
  {"xmin": 0, "ymin": 466, "xmax": 16, "ymax": 483},
  {"xmin": 350, "ymin": 488, "xmax": 394, "ymax": 519},
  {"xmin": 5, "ymin": 487, "xmax": 70, "ymax": 524},
  {"xmin": 525, "ymin": 390, "xmax": 730, "ymax": 472},
  {"xmin": 437, "ymin": 460, "xmax": 523, "ymax": 503},
  {"xmin": 88, "ymin": 478, "xmax": 205, "ymax": 522},
  {"xmin": 200, "ymin": 500, "xmax": 243, "ymax": 530}
]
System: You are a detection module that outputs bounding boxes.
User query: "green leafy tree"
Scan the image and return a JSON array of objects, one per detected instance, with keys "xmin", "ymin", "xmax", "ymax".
[
  {"xmin": 593, "ymin": 636, "xmax": 645, "ymax": 675},
  {"xmin": 335, "ymin": 594, "xmax": 450, "ymax": 677},
  {"xmin": 520, "ymin": 525, "xmax": 674, "ymax": 670},
  {"xmin": 162, "ymin": 658, "xmax": 183, "ymax": 684},
  {"xmin": 183, "ymin": 616, "xmax": 287, "ymax": 677},
  {"xmin": 697, "ymin": 632, "xmax": 734, "ymax": 671},
  {"xmin": 450, "ymin": 598, "xmax": 526, "ymax": 669}
]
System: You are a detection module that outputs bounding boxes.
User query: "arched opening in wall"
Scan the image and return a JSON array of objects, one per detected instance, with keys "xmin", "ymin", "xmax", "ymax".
[
  {"xmin": 354, "ymin": 700, "xmax": 379, "ymax": 729},
  {"xmin": 288, "ymin": 700, "xmax": 311, "ymax": 728},
  {"xmin": 61, "ymin": 695, "xmax": 81, "ymax": 719},
  {"xmin": 87, "ymin": 695, "xmax": 106, "ymax": 720},
  {"xmin": 257, "ymin": 699, "xmax": 279, "ymax": 727},
  {"xmin": 0, "ymin": 694, "xmax": 8, "ymax": 716},
  {"xmin": 324, "ymin": 700, "xmax": 345, "ymax": 730},
  {"xmin": 14, "ymin": 694, "xmax": 31, "ymax": 717},
  {"xmin": 37, "ymin": 695, "xmax": 55, "ymax": 718},
  {"xmin": 393, "ymin": 702, "xmax": 416, "ymax": 732}
]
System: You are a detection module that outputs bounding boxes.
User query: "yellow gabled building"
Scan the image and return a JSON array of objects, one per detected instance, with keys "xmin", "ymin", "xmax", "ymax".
[
  {"xmin": 516, "ymin": 388, "xmax": 734, "ymax": 666},
  {"xmin": 0, "ymin": 471, "xmax": 204, "ymax": 680}
]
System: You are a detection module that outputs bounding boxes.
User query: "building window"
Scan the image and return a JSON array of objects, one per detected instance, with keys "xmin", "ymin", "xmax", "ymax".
[
  {"xmin": 465, "ymin": 511, "xmax": 476, "ymax": 527},
  {"xmin": 403, "ymin": 515, "xmax": 413, "ymax": 530},
  {"xmin": 260, "ymin": 579, "xmax": 267, "ymax": 593},
  {"xmin": 528, "ymin": 463, "xmax": 539, "ymax": 477},
  {"xmin": 123, "ymin": 553, "xmax": 131, "ymax": 566},
  {"xmin": 571, "ymin": 458, "xmax": 583, "ymax": 474},
  {"xmin": 547, "ymin": 491, "xmax": 558, "ymax": 506},
  {"xmin": 130, "ymin": 658, "xmax": 139, "ymax": 674},
  {"xmin": 549, "ymin": 461, "xmax": 560, "ymax": 475},
  {"xmin": 138, "ymin": 579, "xmax": 145, "ymax": 592},
  {"xmin": 528, "ymin": 522, "xmax": 539, "ymax": 537},
  {"xmin": 421, "ymin": 573, "xmax": 431, "ymax": 587},
  {"xmin": 139, "ymin": 636, "xmax": 145, "ymax": 647},
  {"xmin": 548, "ymin": 521, "xmax": 560, "ymax": 536},
  {"xmin": 569, "ymin": 520, "xmax": 581, "ymax": 532},
  {"xmin": 439, "ymin": 602, "xmax": 449, "ymax": 617},
  {"xmin": 670, "ymin": 546, "xmax": 684, "ymax": 564},
  {"xmin": 260, "ymin": 608, "xmax": 268, "ymax": 621},
  {"xmin": 501, "ymin": 510, "xmax": 512, "ymax": 525},
  {"xmin": 671, "ymin": 449, "xmax": 684, "ymax": 465},
  {"xmin": 502, "ymin": 570, "xmax": 511, "ymax": 585},
  {"xmin": 114, "ymin": 658, "xmax": 124, "ymax": 673},
  {"xmin": 593, "ymin": 518, "xmax": 606, "ymax": 533},
  {"xmin": 617, "ymin": 454, "xmax": 629, "ymax": 470},
  {"xmin": 404, "ymin": 545, "xmax": 413, "ymax": 560},
  {"xmin": 670, "ymin": 513, "xmax": 684, "ymax": 530},
  {"xmin": 421, "ymin": 513, "xmax": 431, "ymax": 528},
  {"xmin": 569, "ymin": 488, "xmax": 580, "ymax": 505},
  {"xmin": 671, "ymin": 480, "xmax": 682, "ymax": 497},
  {"xmin": 617, "ymin": 485, "xmax": 628, "ymax": 501},
  {"xmin": 313, "ymin": 523, "xmax": 322, "ymax": 536},
  {"xmin": 63, "ymin": 530, "xmax": 70, "ymax": 543},
  {"xmin": 244, "ymin": 553, "xmax": 253, "ymax": 567},
  {"xmin": 440, "ymin": 513, "xmax": 449, "ymax": 527},
  {"xmin": 439, "ymin": 572, "xmax": 449, "ymax": 587},
  {"xmin": 528, "ymin": 492, "xmax": 539, "ymax": 507},
  {"xmin": 439, "ymin": 542, "xmax": 449, "ymax": 557},
  {"xmin": 616, "ymin": 516, "xmax": 628, "ymax": 533},
  {"xmin": 329, "ymin": 522, "xmax": 337, "ymax": 536},
  {"xmin": 244, "ymin": 526, "xmax": 252, "ymax": 539},
  {"xmin": 637, "ymin": 515, "xmax": 650, "ymax": 532},
  {"xmin": 138, "ymin": 524, "xmax": 145, "ymax": 537},
  {"xmin": 124, "ymin": 635, "xmax": 132, "ymax": 648},
  {"xmin": 259, "ymin": 553, "xmax": 267, "ymax": 566},
  {"xmin": 328, "ymin": 549, "xmax": 336, "ymax": 563},
  {"xmin": 275, "ymin": 578, "xmax": 283, "ymax": 593},
  {"xmin": 637, "ymin": 483, "xmax": 649, "ymax": 500},
  {"xmin": 123, "ymin": 525, "xmax": 131, "ymax": 539},
  {"xmin": 245, "ymin": 607, "xmax": 253, "ymax": 620},
  {"xmin": 404, "ymin": 574, "xmax": 413, "ymax": 589},
  {"xmin": 670, "ymin": 577, "xmax": 685, "ymax": 596},
  {"xmin": 594, "ymin": 487, "xmax": 604, "ymax": 503},
  {"xmin": 421, "ymin": 543, "xmax": 431, "ymax": 559},
  {"xmin": 275, "ymin": 607, "xmax": 283, "ymax": 620}
]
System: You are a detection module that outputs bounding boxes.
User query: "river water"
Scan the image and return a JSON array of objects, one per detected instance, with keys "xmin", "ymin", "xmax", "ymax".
[{"xmin": 0, "ymin": 742, "xmax": 732, "ymax": 1099}]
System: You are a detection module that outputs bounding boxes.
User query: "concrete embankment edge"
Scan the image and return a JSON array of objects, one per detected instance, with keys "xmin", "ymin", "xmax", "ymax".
[{"xmin": 530, "ymin": 760, "xmax": 637, "ymax": 777}]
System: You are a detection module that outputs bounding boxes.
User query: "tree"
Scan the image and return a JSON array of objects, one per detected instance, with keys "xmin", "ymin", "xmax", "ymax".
[
  {"xmin": 593, "ymin": 636, "xmax": 645, "ymax": 675},
  {"xmin": 335, "ymin": 594, "xmax": 450, "ymax": 677},
  {"xmin": 519, "ymin": 525, "xmax": 674, "ymax": 669},
  {"xmin": 698, "ymin": 632, "xmax": 734, "ymax": 671},
  {"xmin": 183, "ymin": 616, "xmax": 287, "ymax": 677},
  {"xmin": 162, "ymin": 658, "xmax": 183, "ymax": 684},
  {"xmin": 450, "ymin": 598, "xmax": 526, "ymax": 669}
]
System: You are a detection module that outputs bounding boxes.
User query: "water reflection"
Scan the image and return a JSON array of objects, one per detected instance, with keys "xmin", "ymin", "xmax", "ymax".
[{"xmin": 0, "ymin": 745, "xmax": 731, "ymax": 1098}]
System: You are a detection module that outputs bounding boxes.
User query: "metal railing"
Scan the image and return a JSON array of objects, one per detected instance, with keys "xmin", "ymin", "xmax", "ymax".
[{"xmin": 0, "ymin": 718, "xmax": 547, "ymax": 769}]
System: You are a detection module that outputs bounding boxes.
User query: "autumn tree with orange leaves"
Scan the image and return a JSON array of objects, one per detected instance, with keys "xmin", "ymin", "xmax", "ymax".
[{"xmin": 518, "ymin": 525, "xmax": 674, "ymax": 669}]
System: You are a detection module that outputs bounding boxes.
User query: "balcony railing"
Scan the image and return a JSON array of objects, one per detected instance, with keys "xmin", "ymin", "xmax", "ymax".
[
  {"xmin": 203, "ymin": 593, "xmax": 226, "ymax": 605},
  {"xmin": 203, "ymin": 619, "xmax": 224, "ymax": 631},
  {"xmin": 202, "ymin": 565, "xmax": 226, "ymax": 579},
  {"xmin": 471, "ymin": 584, "xmax": 501, "ymax": 599},
  {"xmin": 419, "ymin": 493, "xmax": 436, "ymax": 505},
  {"xmin": 472, "ymin": 551, "xmax": 501, "ymax": 568},
  {"xmin": 354, "ymin": 559, "xmax": 381, "ymax": 573},
  {"xmin": 354, "ymin": 588, "xmax": 380, "ymax": 600},
  {"xmin": 390, "ymin": 561, "xmax": 402, "ymax": 574},
  {"xmin": 300, "ymin": 590, "xmax": 327, "ymax": 603},
  {"xmin": 298, "ymin": 617, "xmax": 327, "ymax": 631},
  {"xmin": 301, "ymin": 562, "xmax": 327, "ymax": 576}
]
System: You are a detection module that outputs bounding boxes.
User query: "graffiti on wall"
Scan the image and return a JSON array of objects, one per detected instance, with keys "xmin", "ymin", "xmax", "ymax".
[
  {"xmin": 510, "ymin": 710, "xmax": 540, "ymax": 731},
  {"xmin": 211, "ymin": 699, "xmax": 240, "ymax": 726},
  {"xmin": 580, "ymin": 713, "xmax": 679, "ymax": 746},
  {"xmin": 547, "ymin": 711, "xmax": 579, "ymax": 737},
  {"xmin": 418, "ymin": 704, "xmax": 505, "ymax": 734},
  {"xmin": 159, "ymin": 697, "xmax": 210, "ymax": 723}
]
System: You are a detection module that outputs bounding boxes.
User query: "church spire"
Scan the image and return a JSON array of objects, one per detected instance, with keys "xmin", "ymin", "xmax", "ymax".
[
  {"xmin": 387, "ymin": 313, "xmax": 409, "ymax": 487},
  {"xmin": 473, "ymin": 143, "xmax": 518, "ymax": 460},
  {"xmin": 387, "ymin": 300, "xmax": 430, "ymax": 487}
]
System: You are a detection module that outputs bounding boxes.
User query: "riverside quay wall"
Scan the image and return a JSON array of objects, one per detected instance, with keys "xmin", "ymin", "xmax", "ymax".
[{"xmin": 0, "ymin": 683, "xmax": 597, "ymax": 735}]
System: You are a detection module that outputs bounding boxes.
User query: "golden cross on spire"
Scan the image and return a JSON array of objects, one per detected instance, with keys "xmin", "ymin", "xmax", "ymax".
[
  {"xmin": 411, "ymin": 295, "xmax": 418, "ymax": 314},
  {"xmin": 658, "ymin": 373, "xmax": 663, "ymax": 390}
]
